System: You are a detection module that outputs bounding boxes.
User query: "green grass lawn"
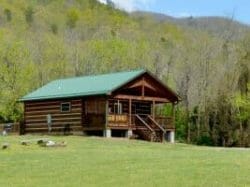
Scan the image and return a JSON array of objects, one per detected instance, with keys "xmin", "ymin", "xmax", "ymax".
[{"xmin": 0, "ymin": 135, "xmax": 249, "ymax": 187}]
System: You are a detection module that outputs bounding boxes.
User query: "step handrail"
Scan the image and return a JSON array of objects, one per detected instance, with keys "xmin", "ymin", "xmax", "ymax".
[
  {"xmin": 135, "ymin": 115, "xmax": 154, "ymax": 132},
  {"xmin": 147, "ymin": 115, "xmax": 166, "ymax": 132}
]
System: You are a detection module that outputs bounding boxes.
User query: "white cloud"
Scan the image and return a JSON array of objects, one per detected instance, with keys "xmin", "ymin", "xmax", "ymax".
[{"xmin": 97, "ymin": 0, "xmax": 155, "ymax": 12}]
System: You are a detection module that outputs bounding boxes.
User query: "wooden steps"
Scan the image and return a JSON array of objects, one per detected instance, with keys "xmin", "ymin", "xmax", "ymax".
[{"xmin": 134, "ymin": 114, "xmax": 165, "ymax": 142}]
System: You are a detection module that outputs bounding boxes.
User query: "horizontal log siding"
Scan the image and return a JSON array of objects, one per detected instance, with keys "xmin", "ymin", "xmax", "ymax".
[{"xmin": 24, "ymin": 99, "xmax": 83, "ymax": 133}]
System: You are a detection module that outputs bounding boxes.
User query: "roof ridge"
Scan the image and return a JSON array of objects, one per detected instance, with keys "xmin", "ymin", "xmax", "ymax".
[{"xmin": 56, "ymin": 69, "xmax": 145, "ymax": 82}]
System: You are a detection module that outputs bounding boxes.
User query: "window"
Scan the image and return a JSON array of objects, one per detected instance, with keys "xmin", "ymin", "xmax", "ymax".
[{"xmin": 61, "ymin": 102, "xmax": 71, "ymax": 112}]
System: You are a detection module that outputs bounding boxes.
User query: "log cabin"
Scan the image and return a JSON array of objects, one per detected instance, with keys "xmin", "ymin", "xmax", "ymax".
[{"xmin": 20, "ymin": 70, "xmax": 180, "ymax": 142}]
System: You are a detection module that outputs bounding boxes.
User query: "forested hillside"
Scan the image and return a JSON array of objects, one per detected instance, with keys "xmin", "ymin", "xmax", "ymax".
[{"xmin": 0, "ymin": 0, "xmax": 249, "ymax": 146}]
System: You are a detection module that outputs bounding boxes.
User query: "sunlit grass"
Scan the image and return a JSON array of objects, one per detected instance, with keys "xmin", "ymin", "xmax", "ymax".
[{"xmin": 0, "ymin": 135, "xmax": 249, "ymax": 187}]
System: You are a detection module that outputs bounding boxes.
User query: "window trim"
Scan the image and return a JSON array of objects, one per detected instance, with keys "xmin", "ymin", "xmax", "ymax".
[{"xmin": 60, "ymin": 102, "xmax": 71, "ymax": 112}]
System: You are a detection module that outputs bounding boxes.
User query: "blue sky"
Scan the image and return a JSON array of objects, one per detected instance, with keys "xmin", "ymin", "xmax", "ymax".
[{"xmin": 98, "ymin": 0, "xmax": 250, "ymax": 25}]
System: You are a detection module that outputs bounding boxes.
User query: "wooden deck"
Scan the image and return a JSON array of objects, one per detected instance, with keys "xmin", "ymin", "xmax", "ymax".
[{"xmin": 108, "ymin": 114, "xmax": 174, "ymax": 129}]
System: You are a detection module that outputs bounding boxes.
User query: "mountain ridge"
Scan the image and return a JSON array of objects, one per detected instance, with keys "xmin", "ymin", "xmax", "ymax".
[{"xmin": 131, "ymin": 11, "xmax": 250, "ymax": 39}]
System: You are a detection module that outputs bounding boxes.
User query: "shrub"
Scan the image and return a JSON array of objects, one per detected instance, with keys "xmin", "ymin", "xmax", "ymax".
[{"xmin": 196, "ymin": 136, "xmax": 214, "ymax": 146}]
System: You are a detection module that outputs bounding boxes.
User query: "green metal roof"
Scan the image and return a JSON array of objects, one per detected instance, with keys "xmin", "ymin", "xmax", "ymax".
[{"xmin": 20, "ymin": 70, "xmax": 146, "ymax": 101}]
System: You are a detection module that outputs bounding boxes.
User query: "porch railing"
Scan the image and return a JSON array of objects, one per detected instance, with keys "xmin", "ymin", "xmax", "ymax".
[
  {"xmin": 108, "ymin": 114, "xmax": 174, "ymax": 129},
  {"xmin": 108, "ymin": 114, "xmax": 129, "ymax": 127}
]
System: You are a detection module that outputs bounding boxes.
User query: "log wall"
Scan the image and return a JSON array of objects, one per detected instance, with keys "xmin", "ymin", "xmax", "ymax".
[{"xmin": 23, "ymin": 99, "xmax": 83, "ymax": 133}]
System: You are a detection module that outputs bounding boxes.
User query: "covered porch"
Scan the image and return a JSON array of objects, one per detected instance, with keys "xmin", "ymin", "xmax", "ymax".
[
  {"xmin": 108, "ymin": 98, "xmax": 175, "ymax": 129},
  {"xmin": 107, "ymin": 97, "xmax": 176, "ymax": 142}
]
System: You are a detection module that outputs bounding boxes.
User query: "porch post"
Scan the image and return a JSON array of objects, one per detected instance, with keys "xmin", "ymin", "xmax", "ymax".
[
  {"xmin": 129, "ymin": 99, "xmax": 132, "ymax": 126},
  {"xmin": 128, "ymin": 98, "xmax": 133, "ymax": 138},
  {"xmin": 152, "ymin": 100, "xmax": 155, "ymax": 119}
]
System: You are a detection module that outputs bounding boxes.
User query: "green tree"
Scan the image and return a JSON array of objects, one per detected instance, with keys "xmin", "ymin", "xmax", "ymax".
[
  {"xmin": 66, "ymin": 8, "xmax": 80, "ymax": 29},
  {"xmin": 0, "ymin": 40, "xmax": 34, "ymax": 121}
]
